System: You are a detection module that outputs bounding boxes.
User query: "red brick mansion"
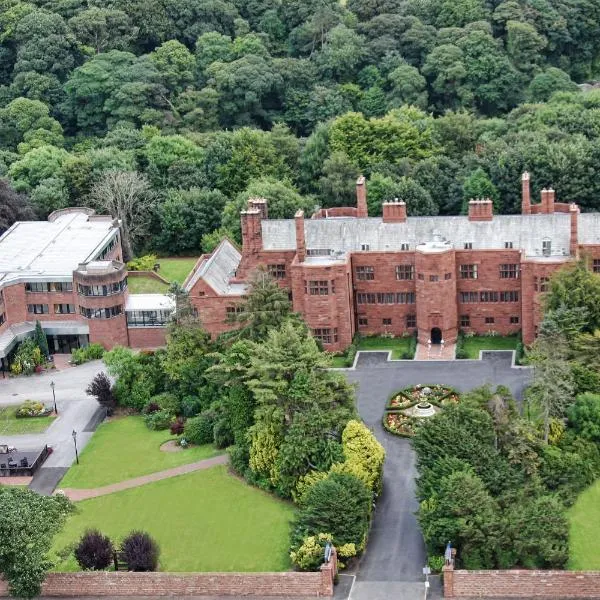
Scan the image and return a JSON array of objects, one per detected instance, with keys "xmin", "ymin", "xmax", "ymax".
[{"xmin": 185, "ymin": 174, "xmax": 600, "ymax": 352}]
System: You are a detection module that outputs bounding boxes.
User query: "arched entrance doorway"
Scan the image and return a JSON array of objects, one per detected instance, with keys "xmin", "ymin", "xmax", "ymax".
[{"xmin": 430, "ymin": 327, "xmax": 442, "ymax": 344}]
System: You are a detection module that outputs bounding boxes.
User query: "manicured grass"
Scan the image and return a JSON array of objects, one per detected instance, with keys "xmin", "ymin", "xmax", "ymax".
[
  {"xmin": 51, "ymin": 465, "xmax": 293, "ymax": 572},
  {"xmin": 568, "ymin": 478, "xmax": 600, "ymax": 569},
  {"xmin": 157, "ymin": 257, "xmax": 198, "ymax": 284},
  {"xmin": 331, "ymin": 355, "xmax": 349, "ymax": 368},
  {"xmin": 461, "ymin": 335, "xmax": 518, "ymax": 359},
  {"xmin": 0, "ymin": 406, "xmax": 55, "ymax": 434},
  {"xmin": 58, "ymin": 417, "xmax": 221, "ymax": 489},
  {"xmin": 127, "ymin": 276, "xmax": 170, "ymax": 294},
  {"xmin": 357, "ymin": 336, "xmax": 413, "ymax": 359}
]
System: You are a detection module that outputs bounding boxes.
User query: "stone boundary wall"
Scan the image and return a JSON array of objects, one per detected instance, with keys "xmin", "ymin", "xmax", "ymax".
[
  {"xmin": 443, "ymin": 566, "xmax": 600, "ymax": 598},
  {"xmin": 0, "ymin": 567, "xmax": 335, "ymax": 597}
]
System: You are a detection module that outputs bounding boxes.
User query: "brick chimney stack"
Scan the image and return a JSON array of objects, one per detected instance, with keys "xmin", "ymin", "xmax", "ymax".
[
  {"xmin": 382, "ymin": 198, "xmax": 407, "ymax": 223},
  {"xmin": 240, "ymin": 208, "xmax": 262, "ymax": 255},
  {"xmin": 295, "ymin": 209, "xmax": 306, "ymax": 263},
  {"xmin": 540, "ymin": 188, "xmax": 556, "ymax": 214},
  {"xmin": 356, "ymin": 176, "xmax": 368, "ymax": 218},
  {"xmin": 248, "ymin": 197, "xmax": 268, "ymax": 219},
  {"xmin": 570, "ymin": 202, "xmax": 580, "ymax": 257},
  {"xmin": 468, "ymin": 198, "xmax": 493, "ymax": 221},
  {"xmin": 521, "ymin": 172, "xmax": 531, "ymax": 215}
]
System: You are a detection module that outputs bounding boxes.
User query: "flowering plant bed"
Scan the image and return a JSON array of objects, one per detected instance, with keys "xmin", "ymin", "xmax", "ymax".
[
  {"xmin": 382, "ymin": 411, "xmax": 419, "ymax": 437},
  {"xmin": 383, "ymin": 385, "xmax": 461, "ymax": 437},
  {"xmin": 386, "ymin": 384, "xmax": 459, "ymax": 409},
  {"xmin": 16, "ymin": 400, "xmax": 53, "ymax": 418}
]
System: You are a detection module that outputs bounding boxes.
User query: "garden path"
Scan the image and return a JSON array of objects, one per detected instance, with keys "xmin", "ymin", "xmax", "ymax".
[{"xmin": 61, "ymin": 454, "xmax": 228, "ymax": 501}]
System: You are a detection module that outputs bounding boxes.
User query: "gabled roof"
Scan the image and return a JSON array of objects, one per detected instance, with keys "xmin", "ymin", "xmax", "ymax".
[{"xmin": 184, "ymin": 239, "xmax": 246, "ymax": 296}]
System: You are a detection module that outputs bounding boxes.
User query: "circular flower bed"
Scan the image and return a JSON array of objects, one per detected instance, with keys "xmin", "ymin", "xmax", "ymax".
[{"xmin": 383, "ymin": 384, "xmax": 460, "ymax": 437}]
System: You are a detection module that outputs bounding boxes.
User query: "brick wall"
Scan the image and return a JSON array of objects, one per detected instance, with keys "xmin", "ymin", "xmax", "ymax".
[
  {"xmin": 0, "ymin": 569, "xmax": 334, "ymax": 597},
  {"xmin": 127, "ymin": 326, "xmax": 168, "ymax": 349},
  {"xmin": 444, "ymin": 566, "xmax": 600, "ymax": 598}
]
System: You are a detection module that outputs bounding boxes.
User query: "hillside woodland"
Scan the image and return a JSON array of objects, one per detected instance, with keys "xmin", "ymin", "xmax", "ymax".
[{"xmin": 1, "ymin": 0, "xmax": 600, "ymax": 256}]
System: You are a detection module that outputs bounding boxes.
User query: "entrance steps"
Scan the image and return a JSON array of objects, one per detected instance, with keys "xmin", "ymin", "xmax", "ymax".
[{"xmin": 414, "ymin": 343, "xmax": 456, "ymax": 361}]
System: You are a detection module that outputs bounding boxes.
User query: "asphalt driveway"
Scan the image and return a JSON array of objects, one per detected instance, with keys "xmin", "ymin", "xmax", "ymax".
[
  {"xmin": 342, "ymin": 352, "xmax": 532, "ymax": 598},
  {"xmin": 0, "ymin": 360, "xmax": 106, "ymax": 492}
]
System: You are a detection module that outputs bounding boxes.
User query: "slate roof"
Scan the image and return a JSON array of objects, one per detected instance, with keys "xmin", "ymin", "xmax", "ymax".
[
  {"xmin": 262, "ymin": 214, "xmax": 576, "ymax": 258},
  {"xmin": 185, "ymin": 239, "xmax": 246, "ymax": 296}
]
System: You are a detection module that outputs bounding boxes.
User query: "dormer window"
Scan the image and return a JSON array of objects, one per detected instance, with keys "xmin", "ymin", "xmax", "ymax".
[
  {"xmin": 464, "ymin": 242, "xmax": 473, "ymax": 249},
  {"xmin": 504, "ymin": 242, "xmax": 513, "ymax": 249},
  {"xmin": 361, "ymin": 243, "xmax": 370, "ymax": 251},
  {"xmin": 542, "ymin": 239, "xmax": 551, "ymax": 257},
  {"xmin": 401, "ymin": 243, "xmax": 409, "ymax": 251}
]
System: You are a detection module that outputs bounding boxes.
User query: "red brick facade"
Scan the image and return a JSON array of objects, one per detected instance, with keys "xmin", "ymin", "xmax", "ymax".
[
  {"xmin": 189, "ymin": 175, "xmax": 600, "ymax": 351},
  {"xmin": 0, "ymin": 211, "xmax": 170, "ymax": 362},
  {"xmin": 443, "ymin": 566, "xmax": 600, "ymax": 598}
]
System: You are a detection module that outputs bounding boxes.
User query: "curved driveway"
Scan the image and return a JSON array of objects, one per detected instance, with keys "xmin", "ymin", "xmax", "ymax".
[{"xmin": 342, "ymin": 352, "xmax": 532, "ymax": 598}]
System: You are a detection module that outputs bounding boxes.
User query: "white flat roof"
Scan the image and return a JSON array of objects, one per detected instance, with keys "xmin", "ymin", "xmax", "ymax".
[
  {"xmin": 126, "ymin": 294, "xmax": 175, "ymax": 311},
  {"xmin": 0, "ymin": 211, "xmax": 118, "ymax": 285}
]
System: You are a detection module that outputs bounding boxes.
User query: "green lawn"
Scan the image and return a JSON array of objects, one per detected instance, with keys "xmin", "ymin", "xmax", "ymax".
[
  {"xmin": 568, "ymin": 478, "xmax": 600, "ymax": 569},
  {"xmin": 127, "ymin": 276, "xmax": 170, "ymax": 294},
  {"xmin": 51, "ymin": 465, "xmax": 292, "ymax": 572},
  {"xmin": 59, "ymin": 417, "xmax": 221, "ymax": 489},
  {"xmin": 358, "ymin": 336, "xmax": 414, "ymax": 359},
  {"xmin": 0, "ymin": 406, "xmax": 55, "ymax": 434},
  {"xmin": 331, "ymin": 355, "xmax": 349, "ymax": 368},
  {"xmin": 461, "ymin": 335, "xmax": 518, "ymax": 359},
  {"xmin": 157, "ymin": 257, "xmax": 198, "ymax": 284}
]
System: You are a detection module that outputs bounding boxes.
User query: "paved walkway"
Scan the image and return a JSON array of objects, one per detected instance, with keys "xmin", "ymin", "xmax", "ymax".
[
  {"xmin": 414, "ymin": 342, "xmax": 456, "ymax": 360},
  {"xmin": 62, "ymin": 454, "xmax": 229, "ymax": 501},
  {"xmin": 0, "ymin": 360, "xmax": 107, "ymax": 493},
  {"xmin": 341, "ymin": 351, "xmax": 531, "ymax": 600}
]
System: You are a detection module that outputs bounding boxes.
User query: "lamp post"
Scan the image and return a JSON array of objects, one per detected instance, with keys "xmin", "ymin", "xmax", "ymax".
[
  {"xmin": 72, "ymin": 430, "xmax": 79, "ymax": 465},
  {"xmin": 50, "ymin": 380, "xmax": 57, "ymax": 415}
]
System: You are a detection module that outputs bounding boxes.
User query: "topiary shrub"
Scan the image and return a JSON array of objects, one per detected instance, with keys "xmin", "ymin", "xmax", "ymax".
[
  {"xmin": 74, "ymin": 529, "xmax": 113, "ymax": 571},
  {"xmin": 213, "ymin": 417, "xmax": 234, "ymax": 449},
  {"xmin": 121, "ymin": 531, "xmax": 159, "ymax": 571},
  {"xmin": 143, "ymin": 409, "xmax": 172, "ymax": 431},
  {"xmin": 184, "ymin": 411, "xmax": 216, "ymax": 445}
]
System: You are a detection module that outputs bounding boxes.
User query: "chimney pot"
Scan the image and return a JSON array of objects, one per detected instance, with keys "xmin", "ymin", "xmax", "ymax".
[{"xmin": 356, "ymin": 176, "xmax": 368, "ymax": 218}]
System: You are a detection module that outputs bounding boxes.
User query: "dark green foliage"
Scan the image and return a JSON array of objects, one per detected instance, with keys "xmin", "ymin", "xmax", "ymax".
[
  {"xmin": 34, "ymin": 320, "xmax": 49, "ymax": 358},
  {"xmin": 292, "ymin": 472, "xmax": 371, "ymax": 550},
  {"xmin": 213, "ymin": 417, "xmax": 234, "ymax": 448},
  {"xmin": 567, "ymin": 394, "xmax": 600, "ymax": 443},
  {"xmin": 121, "ymin": 531, "xmax": 159, "ymax": 572},
  {"xmin": 184, "ymin": 411, "xmax": 216, "ymax": 444},
  {"xmin": 151, "ymin": 392, "xmax": 181, "ymax": 416},
  {"xmin": 143, "ymin": 409, "xmax": 172, "ymax": 430},
  {"xmin": 74, "ymin": 530, "xmax": 113, "ymax": 571}
]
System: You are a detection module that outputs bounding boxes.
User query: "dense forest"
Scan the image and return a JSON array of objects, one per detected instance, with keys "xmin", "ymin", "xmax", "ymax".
[{"xmin": 1, "ymin": 0, "xmax": 600, "ymax": 257}]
